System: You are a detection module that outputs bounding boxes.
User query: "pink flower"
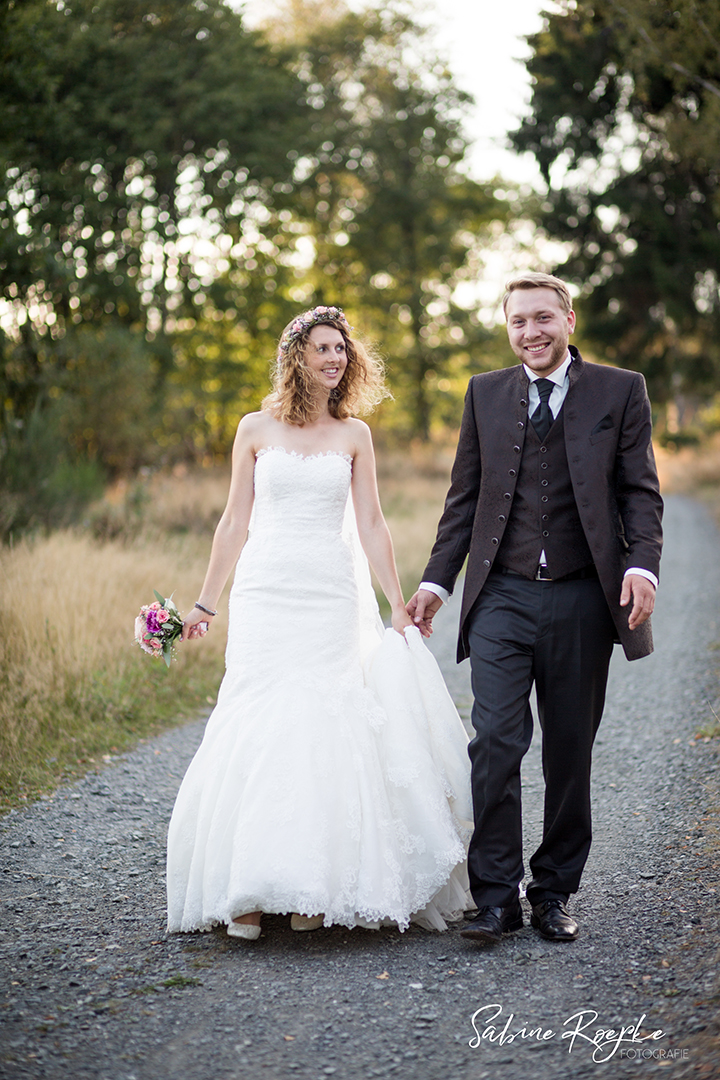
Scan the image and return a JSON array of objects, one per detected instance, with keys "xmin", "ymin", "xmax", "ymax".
[{"xmin": 156, "ymin": 609, "xmax": 170, "ymax": 623}]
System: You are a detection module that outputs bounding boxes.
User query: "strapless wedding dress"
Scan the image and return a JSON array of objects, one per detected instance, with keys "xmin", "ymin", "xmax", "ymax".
[{"xmin": 166, "ymin": 446, "xmax": 472, "ymax": 933}]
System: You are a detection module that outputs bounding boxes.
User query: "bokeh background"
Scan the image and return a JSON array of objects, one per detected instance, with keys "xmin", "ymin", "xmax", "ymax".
[{"xmin": 2, "ymin": 0, "xmax": 720, "ymax": 805}]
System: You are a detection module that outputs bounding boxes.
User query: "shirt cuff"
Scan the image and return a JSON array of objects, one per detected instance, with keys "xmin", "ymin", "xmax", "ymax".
[
  {"xmin": 419, "ymin": 581, "xmax": 450, "ymax": 605},
  {"xmin": 624, "ymin": 567, "xmax": 658, "ymax": 589}
]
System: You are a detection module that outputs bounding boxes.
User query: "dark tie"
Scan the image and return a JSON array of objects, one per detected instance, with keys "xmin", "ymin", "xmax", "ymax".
[{"xmin": 531, "ymin": 378, "xmax": 554, "ymax": 443}]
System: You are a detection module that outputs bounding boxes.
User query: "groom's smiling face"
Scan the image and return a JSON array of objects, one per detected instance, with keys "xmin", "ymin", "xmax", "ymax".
[{"xmin": 505, "ymin": 287, "xmax": 576, "ymax": 376}]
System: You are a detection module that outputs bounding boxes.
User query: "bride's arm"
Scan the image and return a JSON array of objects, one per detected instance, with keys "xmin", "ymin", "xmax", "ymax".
[
  {"xmin": 181, "ymin": 416, "xmax": 257, "ymax": 641},
  {"xmin": 350, "ymin": 422, "xmax": 413, "ymax": 636}
]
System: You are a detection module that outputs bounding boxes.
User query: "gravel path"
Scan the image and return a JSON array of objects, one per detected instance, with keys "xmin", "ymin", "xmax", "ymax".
[{"xmin": 1, "ymin": 494, "xmax": 719, "ymax": 1080}]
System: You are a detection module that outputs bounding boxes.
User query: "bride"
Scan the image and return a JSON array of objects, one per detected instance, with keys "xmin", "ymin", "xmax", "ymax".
[{"xmin": 166, "ymin": 305, "xmax": 472, "ymax": 940}]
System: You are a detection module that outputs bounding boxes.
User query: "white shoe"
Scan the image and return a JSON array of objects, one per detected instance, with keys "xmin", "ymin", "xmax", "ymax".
[
  {"xmin": 290, "ymin": 913, "xmax": 324, "ymax": 932},
  {"xmin": 227, "ymin": 920, "xmax": 261, "ymax": 940}
]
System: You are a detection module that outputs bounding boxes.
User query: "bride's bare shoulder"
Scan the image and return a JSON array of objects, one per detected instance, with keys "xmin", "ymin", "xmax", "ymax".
[
  {"xmin": 343, "ymin": 417, "xmax": 373, "ymax": 453},
  {"xmin": 236, "ymin": 410, "xmax": 277, "ymax": 440}
]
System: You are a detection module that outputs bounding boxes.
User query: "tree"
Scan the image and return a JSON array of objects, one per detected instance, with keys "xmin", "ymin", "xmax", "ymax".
[
  {"xmin": 0, "ymin": 0, "xmax": 308, "ymax": 418},
  {"xmin": 261, "ymin": 1, "xmax": 509, "ymax": 438},
  {"xmin": 511, "ymin": 0, "xmax": 720, "ymax": 417},
  {"xmin": 0, "ymin": 0, "xmax": 313, "ymax": 531}
]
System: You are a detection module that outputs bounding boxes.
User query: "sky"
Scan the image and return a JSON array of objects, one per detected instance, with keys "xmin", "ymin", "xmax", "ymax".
[
  {"xmin": 238, "ymin": 0, "xmax": 549, "ymax": 187},
  {"xmin": 414, "ymin": 0, "xmax": 548, "ymax": 186}
]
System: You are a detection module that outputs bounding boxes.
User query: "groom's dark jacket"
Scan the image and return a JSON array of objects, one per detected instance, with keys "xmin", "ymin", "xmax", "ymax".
[{"xmin": 423, "ymin": 347, "xmax": 663, "ymax": 663}]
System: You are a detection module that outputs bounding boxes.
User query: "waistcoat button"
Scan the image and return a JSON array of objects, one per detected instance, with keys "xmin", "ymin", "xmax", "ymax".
[
  {"xmin": 483, "ymin": 559, "xmax": 491, "ymax": 567},
  {"xmin": 513, "ymin": 445, "xmax": 521, "ymax": 453},
  {"xmin": 491, "ymin": 537, "xmax": 499, "ymax": 545},
  {"xmin": 542, "ymin": 530, "xmax": 549, "ymax": 537},
  {"xmin": 542, "ymin": 495, "xmax": 549, "ymax": 503},
  {"xmin": 520, "ymin": 398, "xmax": 527, "ymax": 407},
  {"xmin": 509, "ymin": 469, "xmax": 516, "ymax": 477},
  {"xmin": 540, "ymin": 446, "xmax": 547, "ymax": 454},
  {"xmin": 541, "ymin": 462, "xmax": 548, "ymax": 469},
  {"xmin": 517, "ymin": 421, "xmax": 524, "ymax": 429},
  {"xmin": 498, "ymin": 514, "xmax": 506, "ymax": 522},
  {"xmin": 504, "ymin": 492, "xmax": 512, "ymax": 499},
  {"xmin": 541, "ymin": 479, "xmax": 549, "ymax": 487}
]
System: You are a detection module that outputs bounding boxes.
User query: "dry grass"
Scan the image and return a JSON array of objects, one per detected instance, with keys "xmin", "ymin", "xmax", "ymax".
[
  {"xmin": 376, "ymin": 445, "xmax": 454, "ymax": 600},
  {"xmin": 104, "ymin": 462, "xmax": 232, "ymax": 537},
  {"xmin": 0, "ymin": 531, "xmax": 230, "ymax": 809},
  {"xmin": 656, "ymin": 433, "xmax": 720, "ymax": 528}
]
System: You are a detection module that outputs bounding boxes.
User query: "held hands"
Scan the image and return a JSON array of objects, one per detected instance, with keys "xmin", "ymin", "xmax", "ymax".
[
  {"xmin": 620, "ymin": 574, "xmax": 656, "ymax": 631},
  {"xmin": 391, "ymin": 605, "xmax": 414, "ymax": 637},
  {"xmin": 181, "ymin": 608, "xmax": 214, "ymax": 642},
  {"xmin": 406, "ymin": 589, "xmax": 443, "ymax": 638}
]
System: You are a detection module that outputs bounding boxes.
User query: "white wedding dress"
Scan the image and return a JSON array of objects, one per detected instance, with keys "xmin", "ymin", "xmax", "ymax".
[{"xmin": 166, "ymin": 446, "xmax": 472, "ymax": 933}]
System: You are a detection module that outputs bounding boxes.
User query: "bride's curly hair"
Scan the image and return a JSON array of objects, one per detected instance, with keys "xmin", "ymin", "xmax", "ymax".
[{"xmin": 262, "ymin": 306, "xmax": 389, "ymax": 426}]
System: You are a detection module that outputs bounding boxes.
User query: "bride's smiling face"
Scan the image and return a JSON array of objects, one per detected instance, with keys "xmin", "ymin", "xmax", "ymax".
[{"xmin": 305, "ymin": 325, "xmax": 348, "ymax": 391}]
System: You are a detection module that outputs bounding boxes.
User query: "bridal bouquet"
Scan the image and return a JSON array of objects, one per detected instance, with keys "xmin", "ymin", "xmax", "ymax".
[{"xmin": 134, "ymin": 591, "xmax": 183, "ymax": 668}]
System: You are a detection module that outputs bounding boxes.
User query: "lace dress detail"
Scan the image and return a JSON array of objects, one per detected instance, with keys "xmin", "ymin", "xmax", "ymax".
[{"xmin": 166, "ymin": 447, "xmax": 472, "ymax": 933}]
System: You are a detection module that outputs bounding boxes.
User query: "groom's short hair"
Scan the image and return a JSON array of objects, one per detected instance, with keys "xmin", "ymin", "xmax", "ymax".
[{"xmin": 502, "ymin": 272, "xmax": 573, "ymax": 317}]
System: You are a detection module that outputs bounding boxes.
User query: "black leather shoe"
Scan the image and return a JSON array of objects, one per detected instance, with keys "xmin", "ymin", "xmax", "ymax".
[
  {"xmin": 530, "ymin": 899, "xmax": 578, "ymax": 941},
  {"xmin": 460, "ymin": 900, "xmax": 523, "ymax": 945}
]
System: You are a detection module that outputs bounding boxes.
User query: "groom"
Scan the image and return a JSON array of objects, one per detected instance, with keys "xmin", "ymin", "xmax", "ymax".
[{"xmin": 408, "ymin": 272, "xmax": 663, "ymax": 945}]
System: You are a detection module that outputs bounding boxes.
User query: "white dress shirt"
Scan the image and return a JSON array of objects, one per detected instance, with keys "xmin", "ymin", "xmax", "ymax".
[{"xmin": 420, "ymin": 352, "xmax": 658, "ymax": 602}]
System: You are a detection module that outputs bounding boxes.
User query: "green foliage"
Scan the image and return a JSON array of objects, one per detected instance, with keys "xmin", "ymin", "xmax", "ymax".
[
  {"xmin": 511, "ymin": 0, "xmax": 720, "ymax": 408},
  {"xmin": 0, "ymin": 0, "xmax": 309, "ymax": 485},
  {"xmin": 1, "ymin": 323, "xmax": 162, "ymax": 533},
  {"xmin": 1, "ymin": 0, "xmax": 509, "ymax": 534},
  {"xmin": 0, "ymin": 398, "xmax": 107, "ymax": 535},
  {"xmin": 276, "ymin": 4, "xmax": 508, "ymax": 437},
  {"xmin": 0, "ymin": 0, "xmax": 307, "ymax": 330}
]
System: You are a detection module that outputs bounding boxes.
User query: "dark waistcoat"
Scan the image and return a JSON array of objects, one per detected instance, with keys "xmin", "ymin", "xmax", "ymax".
[{"xmin": 495, "ymin": 409, "xmax": 594, "ymax": 579}]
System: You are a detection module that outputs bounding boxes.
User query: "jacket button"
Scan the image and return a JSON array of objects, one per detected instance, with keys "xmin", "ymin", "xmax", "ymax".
[
  {"xmin": 491, "ymin": 537, "xmax": 499, "ymax": 545},
  {"xmin": 513, "ymin": 445, "xmax": 521, "ymax": 453},
  {"xmin": 504, "ymin": 492, "xmax": 512, "ymax": 500},
  {"xmin": 541, "ymin": 479, "xmax": 549, "ymax": 487},
  {"xmin": 542, "ymin": 530, "xmax": 549, "ymax": 538},
  {"xmin": 483, "ymin": 559, "xmax": 491, "ymax": 567},
  {"xmin": 508, "ymin": 469, "xmax": 516, "ymax": 477},
  {"xmin": 517, "ymin": 421, "xmax": 524, "ymax": 429},
  {"xmin": 498, "ymin": 514, "xmax": 506, "ymax": 522}
]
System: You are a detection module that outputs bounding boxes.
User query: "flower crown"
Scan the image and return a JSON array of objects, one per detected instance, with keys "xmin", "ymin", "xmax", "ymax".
[{"xmin": 279, "ymin": 306, "xmax": 352, "ymax": 354}]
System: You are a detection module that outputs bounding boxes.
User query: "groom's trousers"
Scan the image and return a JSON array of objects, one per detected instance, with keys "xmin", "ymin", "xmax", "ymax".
[{"xmin": 466, "ymin": 570, "xmax": 616, "ymax": 909}]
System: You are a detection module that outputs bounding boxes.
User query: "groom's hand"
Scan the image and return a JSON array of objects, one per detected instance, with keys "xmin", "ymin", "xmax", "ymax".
[
  {"xmin": 620, "ymin": 574, "xmax": 656, "ymax": 630},
  {"xmin": 406, "ymin": 590, "xmax": 443, "ymax": 638}
]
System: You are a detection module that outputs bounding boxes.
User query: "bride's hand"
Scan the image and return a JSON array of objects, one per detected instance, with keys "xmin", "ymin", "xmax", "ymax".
[
  {"xmin": 391, "ymin": 605, "xmax": 414, "ymax": 637},
  {"xmin": 181, "ymin": 609, "xmax": 213, "ymax": 642}
]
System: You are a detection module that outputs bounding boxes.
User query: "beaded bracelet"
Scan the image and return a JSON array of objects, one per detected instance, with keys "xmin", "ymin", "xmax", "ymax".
[{"xmin": 194, "ymin": 601, "xmax": 217, "ymax": 617}]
